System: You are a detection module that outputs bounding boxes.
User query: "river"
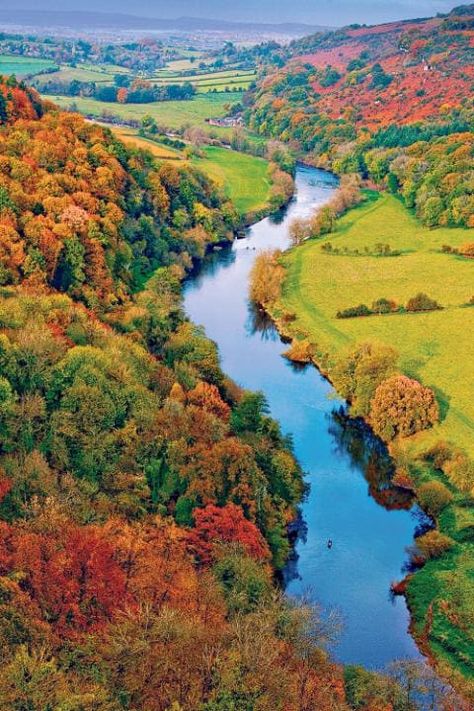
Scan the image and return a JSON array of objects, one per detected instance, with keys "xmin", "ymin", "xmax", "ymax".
[{"xmin": 183, "ymin": 165, "xmax": 423, "ymax": 669}]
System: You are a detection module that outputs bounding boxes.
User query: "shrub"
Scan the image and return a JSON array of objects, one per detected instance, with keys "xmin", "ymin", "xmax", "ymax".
[
  {"xmin": 414, "ymin": 530, "xmax": 454, "ymax": 560},
  {"xmin": 443, "ymin": 455, "xmax": 474, "ymax": 494},
  {"xmin": 422, "ymin": 441, "xmax": 454, "ymax": 470},
  {"xmin": 336, "ymin": 304, "xmax": 372, "ymax": 319},
  {"xmin": 332, "ymin": 341, "xmax": 398, "ymax": 417},
  {"xmin": 406, "ymin": 292, "xmax": 442, "ymax": 312},
  {"xmin": 371, "ymin": 298, "xmax": 397, "ymax": 314},
  {"xmin": 459, "ymin": 242, "xmax": 474, "ymax": 258},
  {"xmin": 370, "ymin": 375, "xmax": 439, "ymax": 441},
  {"xmin": 417, "ymin": 480, "xmax": 453, "ymax": 517},
  {"xmin": 283, "ymin": 339, "xmax": 313, "ymax": 363}
]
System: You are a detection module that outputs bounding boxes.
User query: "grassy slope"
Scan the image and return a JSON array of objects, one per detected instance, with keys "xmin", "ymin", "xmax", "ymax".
[
  {"xmin": 191, "ymin": 146, "xmax": 270, "ymax": 214},
  {"xmin": 110, "ymin": 127, "xmax": 184, "ymax": 161},
  {"xmin": 108, "ymin": 128, "xmax": 271, "ymax": 215},
  {"xmin": 51, "ymin": 92, "xmax": 242, "ymax": 137},
  {"xmin": 279, "ymin": 193, "xmax": 474, "ymax": 456}
]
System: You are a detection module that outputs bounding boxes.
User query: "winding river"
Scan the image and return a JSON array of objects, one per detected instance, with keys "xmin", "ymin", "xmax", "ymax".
[{"xmin": 184, "ymin": 165, "xmax": 424, "ymax": 669}]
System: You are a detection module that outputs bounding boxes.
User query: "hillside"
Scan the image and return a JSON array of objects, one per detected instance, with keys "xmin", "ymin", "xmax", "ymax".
[{"xmin": 249, "ymin": 6, "xmax": 474, "ymax": 229}]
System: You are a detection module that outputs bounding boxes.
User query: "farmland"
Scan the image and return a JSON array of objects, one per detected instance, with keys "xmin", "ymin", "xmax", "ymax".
[
  {"xmin": 0, "ymin": 54, "xmax": 57, "ymax": 76},
  {"xmin": 51, "ymin": 92, "xmax": 242, "ymax": 135},
  {"xmin": 277, "ymin": 193, "xmax": 474, "ymax": 457},
  {"xmin": 33, "ymin": 61, "xmax": 255, "ymax": 94},
  {"xmin": 191, "ymin": 146, "xmax": 271, "ymax": 214}
]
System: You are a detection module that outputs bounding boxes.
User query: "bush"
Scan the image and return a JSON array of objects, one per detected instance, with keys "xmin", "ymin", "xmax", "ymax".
[
  {"xmin": 370, "ymin": 375, "xmax": 439, "ymax": 441},
  {"xmin": 443, "ymin": 455, "xmax": 474, "ymax": 494},
  {"xmin": 422, "ymin": 441, "xmax": 454, "ymax": 469},
  {"xmin": 371, "ymin": 298, "xmax": 397, "ymax": 314},
  {"xmin": 459, "ymin": 242, "xmax": 474, "ymax": 258},
  {"xmin": 415, "ymin": 530, "xmax": 454, "ymax": 560},
  {"xmin": 406, "ymin": 292, "xmax": 442, "ymax": 312},
  {"xmin": 332, "ymin": 341, "xmax": 398, "ymax": 417},
  {"xmin": 336, "ymin": 304, "xmax": 372, "ymax": 319},
  {"xmin": 283, "ymin": 339, "xmax": 313, "ymax": 363},
  {"xmin": 417, "ymin": 480, "xmax": 453, "ymax": 517}
]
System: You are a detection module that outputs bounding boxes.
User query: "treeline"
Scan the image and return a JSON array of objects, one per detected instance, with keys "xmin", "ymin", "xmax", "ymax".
[{"xmin": 36, "ymin": 76, "xmax": 196, "ymax": 104}]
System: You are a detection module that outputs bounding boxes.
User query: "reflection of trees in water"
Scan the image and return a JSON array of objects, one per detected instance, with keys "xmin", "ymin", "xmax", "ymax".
[
  {"xmin": 184, "ymin": 243, "xmax": 235, "ymax": 290},
  {"xmin": 328, "ymin": 408, "xmax": 414, "ymax": 511},
  {"xmin": 246, "ymin": 301, "xmax": 280, "ymax": 341},
  {"xmin": 278, "ymin": 509, "xmax": 308, "ymax": 588}
]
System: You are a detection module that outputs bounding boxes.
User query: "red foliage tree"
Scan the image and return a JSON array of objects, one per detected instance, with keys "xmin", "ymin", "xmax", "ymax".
[{"xmin": 187, "ymin": 503, "xmax": 271, "ymax": 565}]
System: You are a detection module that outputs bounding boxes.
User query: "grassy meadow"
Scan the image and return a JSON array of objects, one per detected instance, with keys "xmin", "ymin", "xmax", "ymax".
[
  {"xmin": 0, "ymin": 54, "xmax": 57, "ymax": 76},
  {"xmin": 110, "ymin": 127, "xmax": 184, "ymax": 161},
  {"xmin": 51, "ymin": 93, "xmax": 243, "ymax": 136},
  {"xmin": 191, "ymin": 146, "xmax": 270, "ymax": 214},
  {"xmin": 278, "ymin": 193, "xmax": 474, "ymax": 456}
]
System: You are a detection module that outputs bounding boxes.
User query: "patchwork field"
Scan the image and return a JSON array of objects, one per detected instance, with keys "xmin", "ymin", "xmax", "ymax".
[
  {"xmin": 279, "ymin": 193, "xmax": 474, "ymax": 456},
  {"xmin": 33, "ymin": 60, "xmax": 254, "ymax": 93}
]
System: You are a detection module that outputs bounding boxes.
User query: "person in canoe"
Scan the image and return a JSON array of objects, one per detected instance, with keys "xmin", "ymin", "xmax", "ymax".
[{"xmin": 327, "ymin": 539, "xmax": 333, "ymax": 549}]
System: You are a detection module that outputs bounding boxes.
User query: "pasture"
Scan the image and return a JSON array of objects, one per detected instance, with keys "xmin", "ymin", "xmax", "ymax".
[
  {"xmin": 0, "ymin": 54, "xmax": 57, "ymax": 77},
  {"xmin": 278, "ymin": 193, "xmax": 474, "ymax": 456},
  {"xmin": 191, "ymin": 146, "xmax": 271, "ymax": 214},
  {"xmin": 106, "ymin": 129, "xmax": 272, "ymax": 215},
  {"xmin": 51, "ymin": 93, "xmax": 243, "ymax": 136}
]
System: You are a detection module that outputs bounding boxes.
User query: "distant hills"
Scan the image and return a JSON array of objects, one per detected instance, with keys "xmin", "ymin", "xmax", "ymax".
[{"xmin": 0, "ymin": 9, "xmax": 332, "ymax": 37}]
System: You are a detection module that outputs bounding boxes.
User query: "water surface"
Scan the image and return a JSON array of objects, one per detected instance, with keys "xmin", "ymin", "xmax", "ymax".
[{"xmin": 184, "ymin": 165, "xmax": 423, "ymax": 668}]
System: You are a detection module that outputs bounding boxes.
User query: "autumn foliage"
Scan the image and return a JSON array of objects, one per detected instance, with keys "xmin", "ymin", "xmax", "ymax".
[
  {"xmin": 370, "ymin": 374, "xmax": 439, "ymax": 441},
  {"xmin": 188, "ymin": 503, "xmax": 271, "ymax": 565},
  {"xmin": 249, "ymin": 6, "xmax": 474, "ymax": 228}
]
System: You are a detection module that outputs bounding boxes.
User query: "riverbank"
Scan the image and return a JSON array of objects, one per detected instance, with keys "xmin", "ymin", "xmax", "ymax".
[
  {"xmin": 262, "ymin": 190, "xmax": 474, "ymax": 699},
  {"xmin": 184, "ymin": 165, "xmax": 429, "ymax": 672}
]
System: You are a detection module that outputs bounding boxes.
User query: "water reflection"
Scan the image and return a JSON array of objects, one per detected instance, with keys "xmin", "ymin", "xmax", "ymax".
[{"xmin": 329, "ymin": 409, "xmax": 415, "ymax": 511}]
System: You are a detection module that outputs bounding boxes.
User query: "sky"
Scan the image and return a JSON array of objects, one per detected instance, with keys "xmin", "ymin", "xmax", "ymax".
[{"xmin": 6, "ymin": 0, "xmax": 461, "ymax": 25}]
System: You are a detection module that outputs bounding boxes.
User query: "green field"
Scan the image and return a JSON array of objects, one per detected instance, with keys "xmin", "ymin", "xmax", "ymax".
[
  {"xmin": 191, "ymin": 146, "xmax": 271, "ymax": 214},
  {"xmin": 278, "ymin": 193, "xmax": 474, "ymax": 456},
  {"xmin": 150, "ymin": 68, "xmax": 256, "ymax": 93},
  {"xmin": 0, "ymin": 55, "xmax": 57, "ymax": 77},
  {"xmin": 51, "ymin": 93, "xmax": 243, "ymax": 136},
  {"xmin": 34, "ymin": 64, "xmax": 130, "ymax": 86}
]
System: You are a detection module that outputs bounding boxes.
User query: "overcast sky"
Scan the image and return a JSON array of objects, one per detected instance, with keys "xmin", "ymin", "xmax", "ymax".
[{"xmin": 6, "ymin": 0, "xmax": 460, "ymax": 25}]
